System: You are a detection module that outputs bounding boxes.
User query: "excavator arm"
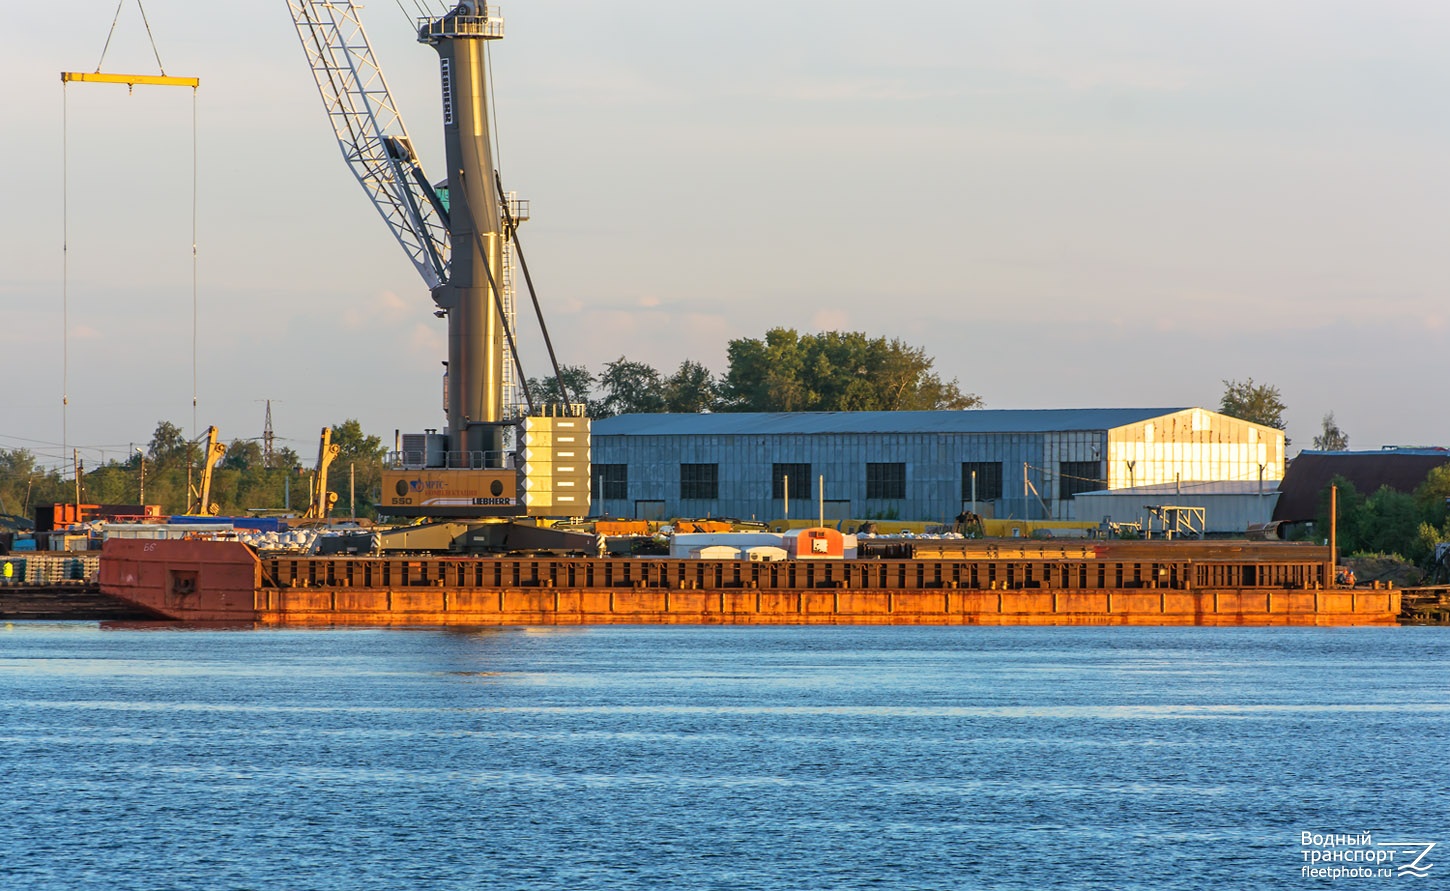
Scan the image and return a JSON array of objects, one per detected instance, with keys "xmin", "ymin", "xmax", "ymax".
[
  {"xmin": 305, "ymin": 427, "xmax": 342, "ymax": 520},
  {"xmin": 187, "ymin": 426, "xmax": 227, "ymax": 516}
]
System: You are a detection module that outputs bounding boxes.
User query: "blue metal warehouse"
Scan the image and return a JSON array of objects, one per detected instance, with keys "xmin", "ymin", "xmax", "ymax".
[{"xmin": 590, "ymin": 408, "xmax": 1285, "ymax": 523}]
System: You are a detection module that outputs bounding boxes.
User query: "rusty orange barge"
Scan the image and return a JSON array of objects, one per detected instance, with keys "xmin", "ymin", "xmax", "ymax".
[{"xmin": 99, "ymin": 538, "xmax": 1398, "ymax": 626}]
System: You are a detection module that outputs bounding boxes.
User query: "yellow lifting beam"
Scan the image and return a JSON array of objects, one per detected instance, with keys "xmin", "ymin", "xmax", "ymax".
[{"xmin": 62, "ymin": 71, "xmax": 198, "ymax": 88}]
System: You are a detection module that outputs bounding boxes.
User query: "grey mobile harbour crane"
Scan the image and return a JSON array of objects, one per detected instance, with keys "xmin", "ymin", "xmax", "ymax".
[{"xmin": 289, "ymin": 2, "xmax": 591, "ymax": 552}]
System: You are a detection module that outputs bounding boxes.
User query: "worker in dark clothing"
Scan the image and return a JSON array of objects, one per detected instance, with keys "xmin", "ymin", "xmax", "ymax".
[{"xmin": 954, "ymin": 509, "xmax": 983, "ymax": 537}]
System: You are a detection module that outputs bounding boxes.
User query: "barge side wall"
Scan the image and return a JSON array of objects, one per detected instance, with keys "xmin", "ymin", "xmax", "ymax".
[{"xmin": 99, "ymin": 540, "xmax": 1398, "ymax": 626}]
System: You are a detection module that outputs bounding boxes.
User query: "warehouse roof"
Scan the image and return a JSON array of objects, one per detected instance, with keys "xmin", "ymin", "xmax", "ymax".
[{"xmin": 594, "ymin": 408, "xmax": 1194, "ymax": 437}]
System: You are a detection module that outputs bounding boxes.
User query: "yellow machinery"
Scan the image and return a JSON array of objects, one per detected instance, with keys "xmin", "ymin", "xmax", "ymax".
[
  {"xmin": 303, "ymin": 428, "xmax": 342, "ymax": 520},
  {"xmin": 185, "ymin": 426, "xmax": 227, "ymax": 516}
]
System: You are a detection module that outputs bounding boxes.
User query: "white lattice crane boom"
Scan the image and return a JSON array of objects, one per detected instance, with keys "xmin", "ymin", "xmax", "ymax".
[{"xmin": 288, "ymin": 0, "xmax": 450, "ymax": 289}]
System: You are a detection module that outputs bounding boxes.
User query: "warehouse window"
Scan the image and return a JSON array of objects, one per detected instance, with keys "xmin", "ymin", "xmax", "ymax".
[
  {"xmin": 680, "ymin": 463, "xmax": 719, "ymax": 500},
  {"xmin": 866, "ymin": 462, "xmax": 906, "ymax": 499},
  {"xmin": 1059, "ymin": 461, "xmax": 1106, "ymax": 499},
  {"xmin": 961, "ymin": 462, "xmax": 1003, "ymax": 501},
  {"xmin": 635, "ymin": 500, "xmax": 666, "ymax": 520},
  {"xmin": 593, "ymin": 464, "xmax": 627, "ymax": 501},
  {"xmin": 772, "ymin": 463, "xmax": 811, "ymax": 499}
]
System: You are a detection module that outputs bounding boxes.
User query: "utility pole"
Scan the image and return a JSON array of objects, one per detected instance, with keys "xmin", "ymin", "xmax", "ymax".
[
  {"xmin": 73, "ymin": 450, "xmax": 82, "ymax": 508},
  {"xmin": 137, "ymin": 448, "xmax": 146, "ymax": 506},
  {"xmin": 350, "ymin": 463, "xmax": 356, "ymax": 518},
  {"xmin": 1329, "ymin": 484, "xmax": 1339, "ymax": 586}
]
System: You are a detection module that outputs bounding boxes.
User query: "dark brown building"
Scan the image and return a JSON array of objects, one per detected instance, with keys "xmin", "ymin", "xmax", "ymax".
[{"xmin": 1273, "ymin": 449, "xmax": 1450, "ymax": 522}]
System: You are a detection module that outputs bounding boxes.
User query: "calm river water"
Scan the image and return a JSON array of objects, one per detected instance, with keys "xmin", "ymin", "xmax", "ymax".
[{"xmin": 2, "ymin": 623, "xmax": 1446, "ymax": 890}]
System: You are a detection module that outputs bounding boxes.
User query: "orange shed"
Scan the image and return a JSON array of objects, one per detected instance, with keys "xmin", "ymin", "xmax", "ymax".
[{"xmin": 784, "ymin": 527, "xmax": 846, "ymax": 560}]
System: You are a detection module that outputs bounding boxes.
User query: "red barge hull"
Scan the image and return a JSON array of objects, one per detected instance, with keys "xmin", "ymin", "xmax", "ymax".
[{"xmin": 98, "ymin": 539, "xmax": 1400, "ymax": 627}]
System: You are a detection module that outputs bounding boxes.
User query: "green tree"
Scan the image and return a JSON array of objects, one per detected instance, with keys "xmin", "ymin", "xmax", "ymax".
[
  {"xmin": 720, "ymin": 328, "xmax": 809, "ymax": 411},
  {"xmin": 1312, "ymin": 412, "xmax": 1349, "ymax": 451},
  {"xmin": 1416, "ymin": 465, "xmax": 1450, "ymax": 516},
  {"xmin": 720, "ymin": 328, "xmax": 980, "ymax": 412},
  {"xmin": 0, "ymin": 448, "xmax": 64, "ymax": 520},
  {"xmin": 147, "ymin": 421, "xmax": 189, "ymax": 467},
  {"xmin": 329, "ymin": 420, "xmax": 386, "ymax": 465},
  {"xmin": 81, "ymin": 459, "xmax": 139, "ymax": 505},
  {"xmin": 595, "ymin": 357, "xmax": 666, "ymax": 417},
  {"xmin": 221, "ymin": 440, "xmax": 264, "ymax": 471},
  {"xmin": 1411, "ymin": 465, "xmax": 1450, "ymax": 556},
  {"xmin": 0, "ymin": 448, "xmax": 40, "ymax": 481},
  {"xmin": 123, "ymin": 421, "xmax": 196, "ymax": 511},
  {"xmin": 323, "ymin": 420, "xmax": 386, "ymax": 518},
  {"xmin": 1219, "ymin": 378, "xmax": 1287, "ymax": 432},
  {"xmin": 1314, "ymin": 476, "xmax": 1366, "ymax": 550},
  {"xmin": 1312, "ymin": 469, "xmax": 1450, "ymax": 565},
  {"xmin": 1362, "ymin": 487, "xmax": 1427, "ymax": 561},
  {"xmin": 663, "ymin": 359, "xmax": 718, "ymax": 413},
  {"xmin": 526, "ymin": 364, "xmax": 595, "ymax": 411},
  {"xmin": 274, "ymin": 447, "xmax": 302, "ymax": 473}
]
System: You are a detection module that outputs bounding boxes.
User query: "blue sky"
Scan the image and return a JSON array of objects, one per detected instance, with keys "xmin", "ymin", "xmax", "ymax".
[{"xmin": 3, "ymin": 1, "xmax": 1448, "ymax": 470}]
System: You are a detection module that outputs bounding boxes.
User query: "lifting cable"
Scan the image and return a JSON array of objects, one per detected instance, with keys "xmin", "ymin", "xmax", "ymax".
[
  {"xmin": 391, "ymin": 0, "xmax": 441, "ymax": 29},
  {"xmin": 455, "ymin": 171, "xmax": 535, "ymax": 416},
  {"xmin": 61, "ymin": 0, "xmax": 200, "ymax": 474},
  {"xmin": 487, "ymin": 42, "xmax": 502, "ymax": 175},
  {"xmin": 484, "ymin": 41, "xmax": 526, "ymax": 409},
  {"xmin": 96, "ymin": 0, "xmax": 169, "ymax": 76},
  {"xmin": 390, "ymin": 0, "xmax": 417, "ymax": 30},
  {"xmin": 496, "ymin": 170, "xmax": 572, "ymax": 409}
]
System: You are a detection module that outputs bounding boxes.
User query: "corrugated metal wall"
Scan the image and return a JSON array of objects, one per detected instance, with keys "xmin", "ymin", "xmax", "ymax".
[
  {"xmin": 1069, "ymin": 491, "xmax": 1281, "ymax": 535},
  {"xmin": 591, "ymin": 410, "xmax": 1283, "ymax": 523},
  {"xmin": 594, "ymin": 430, "xmax": 1113, "ymax": 522},
  {"xmin": 1105, "ymin": 409, "xmax": 1284, "ymax": 489}
]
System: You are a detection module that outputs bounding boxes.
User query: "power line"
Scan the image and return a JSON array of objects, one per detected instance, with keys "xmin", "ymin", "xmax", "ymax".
[{"xmin": 0, "ymin": 433, "xmax": 139, "ymax": 449}]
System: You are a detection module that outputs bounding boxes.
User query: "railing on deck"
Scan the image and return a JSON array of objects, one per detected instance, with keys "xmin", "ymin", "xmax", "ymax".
[
  {"xmin": 417, "ymin": 9, "xmax": 503, "ymax": 40},
  {"xmin": 260, "ymin": 553, "xmax": 1330, "ymax": 592}
]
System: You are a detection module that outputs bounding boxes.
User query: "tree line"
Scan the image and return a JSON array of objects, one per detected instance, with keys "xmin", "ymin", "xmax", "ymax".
[
  {"xmin": 1311, "ymin": 468, "xmax": 1450, "ymax": 573},
  {"xmin": 1216, "ymin": 378, "xmax": 1450, "ymax": 572},
  {"xmin": 1217, "ymin": 377, "xmax": 1349, "ymax": 450},
  {"xmin": 2, "ymin": 327, "xmax": 971, "ymax": 521},
  {"xmin": 527, "ymin": 327, "xmax": 981, "ymax": 416},
  {"xmin": 0, "ymin": 419, "xmax": 385, "ymax": 521},
  {"xmin": 0, "ymin": 342, "xmax": 1395, "ymax": 557}
]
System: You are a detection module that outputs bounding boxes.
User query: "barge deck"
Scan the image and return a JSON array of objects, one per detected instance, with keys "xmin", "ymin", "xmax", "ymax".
[{"xmin": 99, "ymin": 539, "xmax": 1399, "ymax": 626}]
